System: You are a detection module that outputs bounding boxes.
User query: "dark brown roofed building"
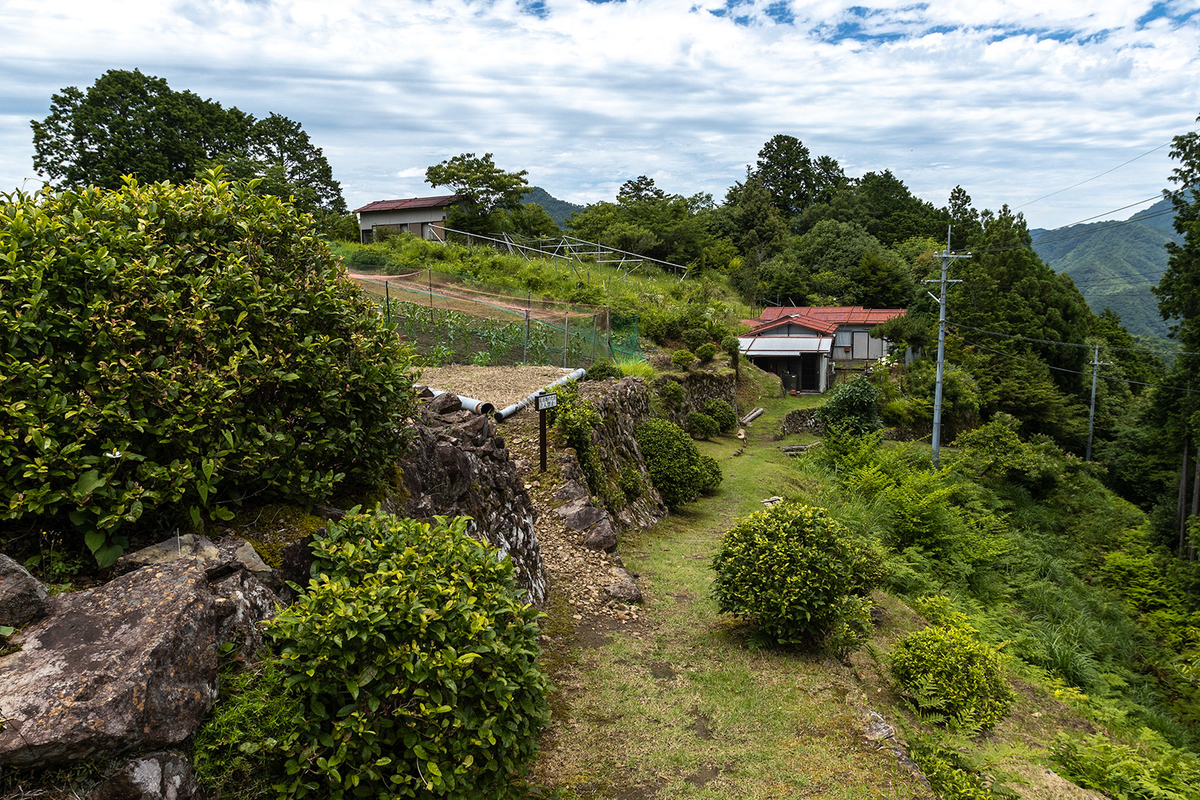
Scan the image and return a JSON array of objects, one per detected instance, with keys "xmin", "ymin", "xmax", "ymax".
[{"xmin": 354, "ymin": 195, "xmax": 463, "ymax": 243}]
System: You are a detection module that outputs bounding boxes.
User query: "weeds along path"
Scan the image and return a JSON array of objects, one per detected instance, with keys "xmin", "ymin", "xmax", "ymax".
[{"xmin": 530, "ymin": 404, "xmax": 934, "ymax": 800}]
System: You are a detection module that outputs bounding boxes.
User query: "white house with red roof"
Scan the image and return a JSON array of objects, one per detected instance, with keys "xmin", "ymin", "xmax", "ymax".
[
  {"xmin": 738, "ymin": 306, "xmax": 905, "ymax": 393},
  {"xmin": 354, "ymin": 195, "xmax": 463, "ymax": 243}
]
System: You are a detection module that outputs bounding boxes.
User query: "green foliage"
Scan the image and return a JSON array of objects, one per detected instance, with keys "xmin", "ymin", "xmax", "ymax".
[
  {"xmin": 615, "ymin": 356, "xmax": 656, "ymax": 380},
  {"xmin": 671, "ymin": 349, "xmax": 695, "ymax": 371},
  {"xmin": 0, "ymin": 175, "xmax": 416, "ymax": 565},
  {"xmin": 618, "ymin": 466, "xmax": 644, "ymax": 502},
  {"xmin": 703, "ymin": 399, "xmax": 738, "ymax": 433},
  {"xmin": 889, "ymin": 623, "xmax": 1015, "ymax": 729},
  {"xmin": 721, "ymin": 334, "xmax": 740, "ymax": 360},
  {"xmin": 269, "ymin": 511, "xmax": 550, "ymax": 800},
  {"xmin": 905, "ymin": 731, "xmax": 1018, "ymax": 800},
  {"xmin": 694, "ymin": 342, "xmax": 718, "ymax": 363},
  {"xmin": 814, "ymin": 375, "xmax": 882, "ymax": 435},
  {"xmin": 193, "ymin": 658, "xmax": 301, "ymax": 799},
  {"xmin": 710, "ymin": 502, "xmax": 884, "ymax": 651},
  {"xmin": 635, "ymin": 418, "xmax": 722, "ymax": 509},
  {"xmin": 425, "ymin": 152, "xmax": 530, "ymax": 216},
  {"xmin": 584, "ymin": 360, "xmax": 624, "ymax": 382},
  {"xmin": 554, "ymin": 382, "xmax": 607, "ymax": 502},
  {"xmin": 657, "ymin": 380, "xmax": 685, "ymax": 411},
  {"xmin": 685, "ymin": 411, "xmax": 719, "ymax": 440},
  {"xmin": 1050, "ymin": 732, "xmax": 1200, "ymax": 800},
  {"xmin": 682, "ymin": 327, "xmax": 710, "ymax": 350},
  {"xmin": 31, "ymin": 69, "xmax": 253, "ymax": 189}
]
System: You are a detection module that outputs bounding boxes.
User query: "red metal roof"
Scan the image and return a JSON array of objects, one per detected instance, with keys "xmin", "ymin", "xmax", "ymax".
[
  {"xmin": 745, "ymin": 316, "xmax": 840, "ymax": 337},
  {"xmin": 354, "ymin": 195, "xmax": 463, "ymax": 214},
  {"xmin": 755, "ymin": 306, "xmax": 906, "ymax": 326}
]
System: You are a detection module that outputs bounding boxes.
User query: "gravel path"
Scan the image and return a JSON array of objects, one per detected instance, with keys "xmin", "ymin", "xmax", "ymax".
[{"xmin": 416, "ymin": 365, "xmax": 581, "ymax": 409}]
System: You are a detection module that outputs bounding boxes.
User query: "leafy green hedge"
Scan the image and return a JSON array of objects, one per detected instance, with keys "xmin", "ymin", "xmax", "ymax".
[
  {"xmin": 890, "ymin": 622, "xmax": 1014, "ymax": 729},
  {"xmin": 0, "ymin": 175, "xmax": 416, "ymax": 565},
  {"xmin": 703, "ymin": 399, "xmax": 738, "ymax": 433},
  {"xmin": 635, "ymin": 417, "xmax": 721, "ymax": 509},
  {"xmin": 269, "ymin": 511, "xmax": 550, "ymax": 799},
  {"xmin": 710, "ymin": 502, "xmax": 884, "ymax": 651}
]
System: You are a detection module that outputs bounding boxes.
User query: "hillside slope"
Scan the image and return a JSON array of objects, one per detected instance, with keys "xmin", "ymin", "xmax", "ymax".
[
  {"xmin": 523, "ymin": 186, "xmax": 585, "ymax": 230},
  {"xmin": 1031, "ymin": 197, "xmax": 1181, "ymax": 338}
]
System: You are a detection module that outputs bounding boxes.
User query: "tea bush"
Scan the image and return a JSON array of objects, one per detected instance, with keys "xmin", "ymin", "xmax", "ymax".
[
  {"xmin": 814, "ymin": 374, "xmax": 882, "ymax": 435},
  {"xmin": 703, "ymin": 399, "xmax": 738, "ymax": 433},
  {"xmin": 671, "ymin": 349, "xmax": 695, "ymax": 371},
  {"xmin": 890, "ymin": 623, "xmax": 1014, "ymax": 729},
  {"xmin": 695, "ymin": 342, "xmax": 718, "ymax": 363},
  {"xmin": 710, "ymin": 502, "xmax": 884, "ymax": 651},
  {"xmin": 682, "ymin": 327, "xmax": 710, "ymax": 351},
  {"xmin": 0, "ymin": 175, "xmax": 416, "ymax": 565},
  {"xmin": 585, "ymin": 359, "xmax": 624, "ymax": 382},
  {"xmin": 685, "ymin": 411, "xmax": 719, "ymax": 440},
  {"xmin": 635, "ymin": 417, "xmax": 722, "ymax": 509},
  {"xmin": 270, "ymin": 511, "xmax": 550, "ymax": 800}
]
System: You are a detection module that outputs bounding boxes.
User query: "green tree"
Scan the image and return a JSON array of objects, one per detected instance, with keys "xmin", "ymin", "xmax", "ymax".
[
  {"xmin": 204, "ymin": 113, "xmax": 346, "ymax": 214},
  {"xmin": 31, "ymin": 69, "xmax": 253, "ymax": 189},
  {"xmin": 425, "ymin": 152, "xmax": 531, "ymax": 233}
]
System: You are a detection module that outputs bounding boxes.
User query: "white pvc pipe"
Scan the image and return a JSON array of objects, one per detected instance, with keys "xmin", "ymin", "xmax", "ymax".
[{"xmin": 495, "ymin": 368, "xmax": 586, "ymax": 421}]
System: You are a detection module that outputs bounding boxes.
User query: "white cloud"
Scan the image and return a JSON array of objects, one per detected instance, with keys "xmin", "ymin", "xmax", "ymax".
[{"xmin": 1, "ymin": 0, "xmax": 1198, "ymax": 228}]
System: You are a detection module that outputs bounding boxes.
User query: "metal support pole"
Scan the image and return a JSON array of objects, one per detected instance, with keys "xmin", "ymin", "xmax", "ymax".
[
  {"xmin": 385, "ymin": 281, "xmax": 390, "ymax": 326},
  {"xmin": 925, "ymin": 226, "xmax": 968, "ymax": 469},
  {"xmin": 563, "ymin": 312, "xmax": 569, "ymax": 368},
  {"xmin": 1086, "ymin": 345, "xmax": 1100, "ymax": 461},
  {"xmin": 523, "ymin": 309, "xmax": 530, "ymax": 365}
]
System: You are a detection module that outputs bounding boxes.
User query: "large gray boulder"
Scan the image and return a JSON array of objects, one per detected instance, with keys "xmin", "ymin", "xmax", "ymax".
[
  {"xmin": 0, "ymin": 560, "xmax": 219, "ymax": 766},
  {"xmin": 0, "ymin": 553, "xmax": 48, "ymax": 628}
]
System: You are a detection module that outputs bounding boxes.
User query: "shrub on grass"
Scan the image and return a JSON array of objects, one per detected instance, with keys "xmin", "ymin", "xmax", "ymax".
[
  {"xmin": 695, "ymin": 342, "xmax": 718, "ymax": 363},
  {"xmin": 703, "ymin": 399, "xmax": 738, "ymax": 433},
  {"xmin": 270, "ymin": 511, "xmax": 550, "ymax": 800},
  {"xmin": 686, "ymin": 412, "xmax": 719, "ymax": 440},
  {"xmin": 0, "ymin": 174, "xmax": 416, "ymax": 566},
  {"xmin": 711, "ymin": 502, "xmax": 884, "ymax": 652},
  {"xmin": 636, "ymin": 418, "xmax": 722, "ymax": 509},
  {"xmin": 889, "ymin": 624, "xmax": 1014, "ymax": 729},
  {"xmin": 672, "ymin": 349, "xmax": 695, "ymax": 371},
  {"xmin": 814, "ymin": 374, "xmax": 882, "ymax": 435}
]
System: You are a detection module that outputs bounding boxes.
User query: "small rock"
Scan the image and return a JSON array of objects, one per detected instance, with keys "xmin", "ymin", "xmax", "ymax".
[
  {"xmin": 89, "ymin": 750, "xmax": 204, "ymax": 800},
  {"xmin": 0, "ymin": 553, "xmax": 48, "ymax": 628},
  {"xmin": 605, "ymin": 567, "xmax": 643, "ymax": 604},
  {"xmin": 864, "ymin": 721, "xmax": 895, "ymax": 741}
]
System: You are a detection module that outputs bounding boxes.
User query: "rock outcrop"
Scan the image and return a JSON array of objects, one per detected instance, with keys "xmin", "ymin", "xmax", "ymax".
[
  {"xmin": 0, "ymin": 535, "xmax": 283, "ymax": 768},
  {"xmin": 393, "ymin": 393, "xmax": 546, "ymax": 604},
  {"xmin": 0, "ymin": 560, "xmax": 219, "ymax": 766},
  {"xmin": 89, "ymin": 750, "xmax": 205, "ymax": 800}
]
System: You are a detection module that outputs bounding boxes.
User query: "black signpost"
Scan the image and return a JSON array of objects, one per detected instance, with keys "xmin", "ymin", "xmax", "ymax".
[{"xmin": 536, "ymin": 391, "xmax": 557, "ymax": 473}]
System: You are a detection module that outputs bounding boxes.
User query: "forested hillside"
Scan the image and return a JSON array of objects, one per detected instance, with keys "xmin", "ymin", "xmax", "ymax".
[
  {"xmin": 1032, "ymin": 197, "xmax": 1182, "ymax": 339},
  {"xmin": 522, "ymin": 186, "xmax": 583, "ymax": 230}
]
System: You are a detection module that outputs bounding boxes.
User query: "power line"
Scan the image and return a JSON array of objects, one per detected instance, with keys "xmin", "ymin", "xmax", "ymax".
[
  {"xmin": 957, "ymin": 337, "xmax": 1200, "ymax": 396},
  {"xmin": 946, "ymin": 320, "xmax": 1192, "ymax": 358},
  {"xmin": 1015, "ymin": 138, "xmax": 1181, "ymax": 210}
]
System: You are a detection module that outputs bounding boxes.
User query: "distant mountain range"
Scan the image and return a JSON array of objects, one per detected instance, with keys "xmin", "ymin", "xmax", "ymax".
[
  {"xmin": 1031, "ymin": 197, "xmax": 1182, "ymax": 339},
  {"xmin": 523, "ymin": 187, "xmax": 584, "ymax": 230}
]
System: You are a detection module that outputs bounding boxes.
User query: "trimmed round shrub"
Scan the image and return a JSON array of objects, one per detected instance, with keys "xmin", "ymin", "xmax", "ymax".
[
  {"xmin": 636, "ymin": 417, "xmax": 723, "ymax": 509},
  {"xmin": 711, "ymin": 502, "xmax": 884, "ymax": 650},
  {"xmin": 657, "ymin": 379, "xmax": 685, "ymax": 410},
  {"xmin": 686, "ymin": 411, "xmax": 719, "ymax": 440},
  {"xmin": 721, "ymin": 334, "xmax": 741, "ymax": 360},
  {"xmin": 270, "ymin": 511, "xmax": 550, "ymax": 800},
  {"xmin": 695, "ymin": 342, "xmax": 718, "ymax": 363},
  {"xmin": 889, "ymin": 624, "xmax": 1015, "ymax": 729},
  {"xmin": 0, "ymin": 175, "xmax": 416, "ymax": 566},
  {"xmin": 585, "ymin": 359, "xmax": 623, "ymax": 382},
  {"xmin": 682, "ymin": 327, "xmax": 710, "ymax": 351},
  {"xmin": 814, "ymin": 374, "xmax": 882, "ymax": 436},
  {"xmin": 703, "ymin": 398, "xmax": 738, "ymax": 433},
  {"xmin": 671, "ymin": 349, "xmax": 695, "ymax": 371}
]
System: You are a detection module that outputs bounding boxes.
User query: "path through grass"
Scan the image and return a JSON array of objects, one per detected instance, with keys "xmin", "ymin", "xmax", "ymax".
[{"xmin": 530, "ymin": 404, "xmax": 934, "ymax": 799}]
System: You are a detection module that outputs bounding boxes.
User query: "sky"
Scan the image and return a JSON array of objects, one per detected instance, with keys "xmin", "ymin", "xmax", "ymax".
[{"xmin": 2, "ymin": 0, "xmax": 1199, "ymax": 231}]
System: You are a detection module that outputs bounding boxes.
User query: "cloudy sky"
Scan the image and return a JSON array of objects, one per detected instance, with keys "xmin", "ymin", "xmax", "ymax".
[{"xmin": 2, "ymin": 0, "xmax": 1199, "ymax": 230}]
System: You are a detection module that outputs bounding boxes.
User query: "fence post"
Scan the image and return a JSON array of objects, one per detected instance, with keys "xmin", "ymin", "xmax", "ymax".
[
  {"xmin": 563, "ymin": 312, "xmax": 569, "ymax": 368},
  {"xmin": 385, "ymin": 281, "xmax": 390, "ymax": 326},
  {"xmin": 524, "ymin": 309, "xmax": 530, "ymax": 365}
]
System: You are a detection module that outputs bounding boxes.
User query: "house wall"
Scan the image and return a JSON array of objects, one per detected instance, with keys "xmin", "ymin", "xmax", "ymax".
[{"xmin": 831, "ymin": 325, "xmax": 889, "ymax": 361}]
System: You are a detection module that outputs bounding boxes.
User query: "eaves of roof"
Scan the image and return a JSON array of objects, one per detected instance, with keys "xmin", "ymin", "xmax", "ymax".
[{"xmin": 354, "ymin": 194, "xmax": 463, "ymax": 214}]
